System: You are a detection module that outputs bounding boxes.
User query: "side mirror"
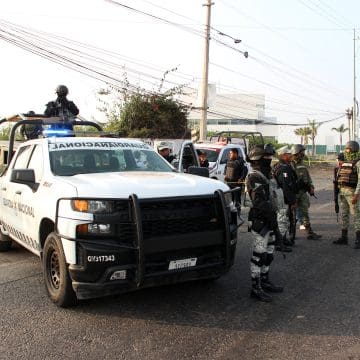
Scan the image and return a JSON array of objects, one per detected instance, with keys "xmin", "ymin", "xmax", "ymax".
[
  {"xmin": 187, "ymin": 166, "xmax": 209, "ymax": 177},
  {"xmin": 10, "ymin": 169, "xmax": 39, "ymax": 191}
]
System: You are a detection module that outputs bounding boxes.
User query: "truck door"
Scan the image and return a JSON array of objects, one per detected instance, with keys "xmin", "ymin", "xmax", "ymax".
[
  {"xmin": 218, "ymin": 148, "xmax": 231, "ymax": 182},
  {"xmin": 177, "ymin": 141, "xmax": 200, "ymax": 173},
  {"xmin": 16, "ymin": 144, "xmax": 44, "ymax": 254},
  {"xmin": 0, "ymin": 145, "xmax": 33, "ymax": 248}
]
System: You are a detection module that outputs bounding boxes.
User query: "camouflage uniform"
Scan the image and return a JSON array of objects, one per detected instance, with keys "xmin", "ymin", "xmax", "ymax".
[
  {"xmin": 334, "ymin": 146, "xmax": 360, "ymax": 247},
  {"xmin": 246, "ymin": 144, "xmax": 284, "ymax": 302},
  {"xmin": 291, "ymin": 158, "xmax": 321, "ymax": 240},
  {"xmin": 269, "ymin": 178, "xmax": 288, "ymax": 238}
]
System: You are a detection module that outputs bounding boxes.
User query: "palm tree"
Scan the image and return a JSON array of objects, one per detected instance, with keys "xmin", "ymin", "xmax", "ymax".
[
  {"xmin": 308, "ymin": 119, "xmax": 321, "ymax": 156},
  {"xmin": 302, "ymin": 127, "xmax": 311, "ymax": 147},
  {"xmin": 294, "ymin": 128, "xmax": 304, "ymax": 144},
  {"xmin": 294, "ymin": 127, "xmax": 311, "ymax": 146},
  {"xmin": 331, "ymin": 124, "xmax": 348, "ymax": 151}
]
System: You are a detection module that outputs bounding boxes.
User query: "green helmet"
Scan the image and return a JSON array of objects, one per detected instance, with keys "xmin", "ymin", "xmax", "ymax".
[
  {"xmin": 345, "ymin": 140, "xmax": 359, "ymax": 153},
  {"xmin": 248, "ymin": 146, "xmax": 265, "ymax": 161},
  {"xmin": 55, "ymin": 85, "xmax": 69, "ymax": 97},
  {"xmin": 291, "ymin": 144, "xmax": 305, "ymax": 155},
  {"xmin": 264, "ymin": 143, "xmax": 275, "ymax": 155}
]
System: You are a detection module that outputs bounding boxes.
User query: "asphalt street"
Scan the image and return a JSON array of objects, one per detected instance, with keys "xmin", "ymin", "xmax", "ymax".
[{"xmin": 1, "ymin": 166, "xmax": 360, "ymax": 360}]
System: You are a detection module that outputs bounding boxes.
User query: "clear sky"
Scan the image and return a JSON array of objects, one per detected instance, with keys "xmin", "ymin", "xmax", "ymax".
[{"xmin": 1, "ymin": 0, "xmax": 360, "ymax": 144}]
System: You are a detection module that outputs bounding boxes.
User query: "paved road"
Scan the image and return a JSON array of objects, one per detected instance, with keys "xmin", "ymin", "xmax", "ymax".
[{"xmin": 1, "ymin": 167, "xmax": 360, "ymax": 360}]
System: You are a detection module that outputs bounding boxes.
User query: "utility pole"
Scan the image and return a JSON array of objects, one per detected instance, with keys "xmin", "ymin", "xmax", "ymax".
[
  {"xmin": 199, "ymin": 0, "xmax": 213, "ymax": 142},
  {"xmin": 346, "ymin": 108, "xmax": 352, "ymax": 141},
  {"xmin": 353, "ymin": 29, "xmax": 357, "ymax": 140}
]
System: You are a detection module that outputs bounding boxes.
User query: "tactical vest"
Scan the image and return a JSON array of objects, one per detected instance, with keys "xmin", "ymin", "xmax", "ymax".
[
  {"xmin": 225, "ymin": 159, "xmax": 240, "ymax": 182},
  {"xmin": 337, "ymin": 160, "xmax": 358, "ymax": 188}
]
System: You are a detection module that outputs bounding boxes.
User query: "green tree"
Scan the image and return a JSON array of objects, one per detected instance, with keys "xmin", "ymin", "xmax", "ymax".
[
  {"xmin": 308, "ymin": 119, "xmax": 321, "ymax": 156},
  {"xmin": 108, "ymin": 93, "xmax": 189, "ymax": 138},
  {"xmin": 331, "ymin": 124, "xmax": 348, "ymax": 150},
  {"xmin": 294, "ymin": 127, "xmax": 311, "ymax": 145},
  {"xmin": 99, "ymin": 69, "xmax": 190, "ymax": 138}
]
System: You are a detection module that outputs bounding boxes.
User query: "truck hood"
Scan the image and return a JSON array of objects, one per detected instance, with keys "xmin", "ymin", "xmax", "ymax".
[{"xmin": 60, "ymin": 171, "xmax": 229, "ymax": 198}]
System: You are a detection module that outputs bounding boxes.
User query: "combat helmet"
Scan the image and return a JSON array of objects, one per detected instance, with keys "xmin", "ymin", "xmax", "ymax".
[
  {"xmin": 264, "ymin": 143, "xmax": 276, "ymax": 156},
  {"xmin": 248, "ymin": 146, "xmax": 265, "ymax": 161},
  {"xmin": 291, "ymin": 144, "xmax": 306, "ymax": 155},
  {"xmin": 345, "ymin": 140, "xmax": 359, "ymax": 153},
  {"xmin": 55, "ymin": 85, "xmax": 69, "ymax": 97}
]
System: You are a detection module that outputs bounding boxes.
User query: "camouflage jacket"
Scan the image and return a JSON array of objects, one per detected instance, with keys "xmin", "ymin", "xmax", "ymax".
[{"xmin": 291, "ymin": 159, "xmax": 313, "ymax": 193}]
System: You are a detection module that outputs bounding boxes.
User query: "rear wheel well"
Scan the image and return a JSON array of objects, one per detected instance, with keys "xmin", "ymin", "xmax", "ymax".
[{"xmin": 39, "ymin": 218, "xmax": 55, "ymax": 250}]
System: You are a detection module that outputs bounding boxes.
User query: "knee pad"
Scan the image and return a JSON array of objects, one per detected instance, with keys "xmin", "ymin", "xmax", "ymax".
[
  {"xmin": 264, "ymin": 253, "xmax": 274, "ymax": 266},
  {"xmin": 251, "ymin": 251, "xmax": 267, "ymax": 266}
]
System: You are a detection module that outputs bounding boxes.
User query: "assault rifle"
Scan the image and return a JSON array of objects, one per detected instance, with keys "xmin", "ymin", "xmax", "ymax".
[{"xmin": 333, "ymin": 167, "xmax": 339, "ymax": 222}]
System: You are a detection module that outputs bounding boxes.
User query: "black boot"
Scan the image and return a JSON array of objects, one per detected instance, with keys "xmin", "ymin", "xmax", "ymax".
[
  {"xmin": 283, "ymin": 234, "xmax": 294, "ymax": 247},
  {"xmin": 355, "ymin": 231, "xmax": 360, "ymax": 249},
  {"xmin": 261, "ymin": 273, "xmax": 284, "ymax": 293},
  {"xmin": 306, "ymin": 225, "xmax": 322, "ymax": 240},
  {"xmin": 333, "ymin": 229, "xmax": 348, "ymax": 245},
  {"xmin": 250, "ymin": 277, "xmax": 272, "ymax": 302},
  {"xmin": 275, "ymin": 234, "xmax": 292, "ymax": 252}
]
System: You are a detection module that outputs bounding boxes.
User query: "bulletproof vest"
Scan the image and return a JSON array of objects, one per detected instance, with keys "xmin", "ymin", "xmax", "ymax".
[
  {"xmin": 225, "ymin": 159, "xmax": 242, "ymax": 181},
  {"xmin": 247, "ymin": 169, "xmax": 270, "ymax": 199},
  {"xmin": 337, "ymin": 160, "xmax": 358, "ymax": 188}
]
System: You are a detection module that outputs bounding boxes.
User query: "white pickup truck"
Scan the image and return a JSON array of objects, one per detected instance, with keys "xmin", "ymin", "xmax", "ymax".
[{"xmin": 0, "ymin": 114, "xmax": 238, "ymax": 307}]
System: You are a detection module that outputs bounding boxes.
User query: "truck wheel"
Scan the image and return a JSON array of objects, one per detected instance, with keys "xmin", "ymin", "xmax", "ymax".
[
  {"xmin": 0, "ymin": 228, "xmax": 12, "ymax": 252},
  {"xmin": 43, "ymin": 232, "xmax": 77, "ymax": 307}
]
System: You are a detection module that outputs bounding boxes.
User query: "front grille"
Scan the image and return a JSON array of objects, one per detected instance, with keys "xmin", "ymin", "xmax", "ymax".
[
  {"xmin": 139, "ymin": 196, "xmax": 222, "ymax": 239},
  {"xmin": 84, "ymin": 195, "xmax": 224, "ymax": 246}
]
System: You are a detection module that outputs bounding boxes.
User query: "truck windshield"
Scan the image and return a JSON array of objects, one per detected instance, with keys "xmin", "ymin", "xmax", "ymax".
[{"xmin": 49, "ymin": 148, "xmax": 173, "ymax": 176}]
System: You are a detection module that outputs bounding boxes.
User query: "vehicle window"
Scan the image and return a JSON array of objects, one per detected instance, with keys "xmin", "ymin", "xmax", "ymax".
[
  {"xmin": 196, "ymin": 148, "xmax": 219, "ymax": 162},
  {"xmin": 13, "ymin": 145, "xmax": 32, "ymax": 169},
  {"xmin": 49, "ymin": 148, "xmax": 173, "ymax": 176},
  {"xmin": 27, "ymin": 145, "xmax": 44, "ymax": 182},
  {"xmin": 220, "ymin": 149, "xmax": 231, "ymax": 164}
]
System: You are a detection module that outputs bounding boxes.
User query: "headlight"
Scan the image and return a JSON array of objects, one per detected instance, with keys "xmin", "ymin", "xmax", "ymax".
[
  {"xmin": 76, "ymin": 223, "xmax": 111, "ymax": 235},
  {"xmin": 72, "ymin": 199, "xmax": 114, "ymax": 214}
]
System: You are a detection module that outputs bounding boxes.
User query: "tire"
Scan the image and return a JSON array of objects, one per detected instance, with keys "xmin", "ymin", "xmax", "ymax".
[
  {"xmin": 0, "ymin": 227, "xmax": 12, "ymax": 252},
  {"xmin": 42, "ymin": 232, "xmax": 77, "ymax": 307}
]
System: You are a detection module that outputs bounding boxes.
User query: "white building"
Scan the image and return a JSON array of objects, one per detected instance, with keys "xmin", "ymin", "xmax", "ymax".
[{"xmin": 185, "ymin": 91, "xmax": 279, "ymax": 141}]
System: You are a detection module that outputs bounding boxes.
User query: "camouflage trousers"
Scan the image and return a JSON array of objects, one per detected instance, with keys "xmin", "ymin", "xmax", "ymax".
[
  {"xmin": 277, "ymin": 207, "xmax": 289, "ymax": 237},
  {"xmin": 296, "ymin": 191, "xmax": 310, "ymax": 227},
  {"xmin": 250, "ymin": 229, "xmax": 275, "ymax": 279},
  {"xmin": 269, "ymin": 179, "xmax": 288, "ymax": 236},
  {"xmin": 339, "ymin": 187, "xmax": 360, "ymax": 231}
]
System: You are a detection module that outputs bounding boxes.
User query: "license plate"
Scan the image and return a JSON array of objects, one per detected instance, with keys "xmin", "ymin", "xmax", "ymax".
[{"xmin": 168, "ymin": 258, "xmax": 197, "ymax": 270}]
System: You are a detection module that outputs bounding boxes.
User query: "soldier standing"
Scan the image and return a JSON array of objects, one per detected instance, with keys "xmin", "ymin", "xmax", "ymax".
[
  {"xmin": 291, "ymin": 144, "xmax": 321, "ymax": 240},
  {"xmin": 333, "ymin": 141, "xmax": 360, "ymax": 248},
  {"xmin": 246, "ymin": 146, "xmax": 283, "ymax": 302},
  {"xmin": 272, "ymin": 146, "xmax": 298, "ymax": 247},
  {"xmin": 224, "ymin": 148, "xmax": 248, "ymax": 213}
]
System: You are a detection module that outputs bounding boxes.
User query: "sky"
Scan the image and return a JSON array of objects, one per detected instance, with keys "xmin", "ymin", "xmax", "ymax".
[{"xmin": 1, "ymin": 0, "xmax": 360, "ymax": 144}]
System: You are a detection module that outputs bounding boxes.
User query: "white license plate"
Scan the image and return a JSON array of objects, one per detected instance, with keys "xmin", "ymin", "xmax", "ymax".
[{"xmin": 168, "ymin": 258, "xmax": 197, "ymax": 270}]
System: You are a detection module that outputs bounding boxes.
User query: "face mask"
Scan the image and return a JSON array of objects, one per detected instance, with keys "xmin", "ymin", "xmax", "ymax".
[{"xmin": 259, "ymin": 158, "xmax": 272, "ymax": 178}]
